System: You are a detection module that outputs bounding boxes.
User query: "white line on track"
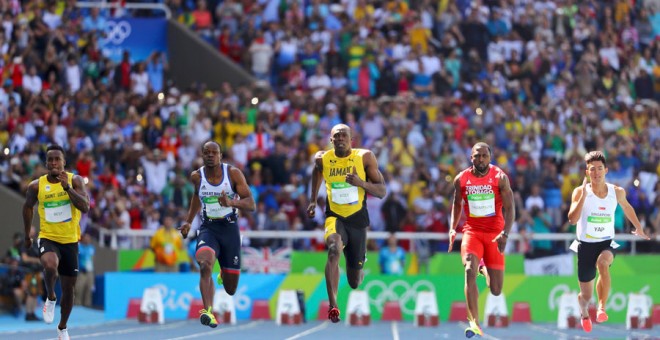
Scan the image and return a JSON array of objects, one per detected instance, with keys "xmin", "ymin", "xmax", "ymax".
[
  {"xmin": 284, "ymin": 321, "xmax": 330, "ymax": 340},
  {"xmin": 457, "ymin": 322, "xmax": 501, "ymax": 340},
  {"xmin": 597, "ymin": 323, "xmax": 656, "ymax": 339},
  {"xmin": 526, "ymin": 323, "xmax": 596, "ymax": 340},
  {"xmin": 42, "ymin": 321, "xmax": 191, "ymax": 339},
  {"xmin": 390, "ymin": 321, "xmax": 400, "ymax": 340},
  {"xmin": 163, "ymin": 321, "xmax": 263, "ymax": 340}
]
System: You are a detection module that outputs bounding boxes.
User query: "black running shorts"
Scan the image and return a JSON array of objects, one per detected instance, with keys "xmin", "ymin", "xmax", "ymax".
[
  {"xmin": 195, "ymin": 215, "xmax": 241, "ymax": 274},
  {"xmin": 38, "ymin": 238, "xmax": 79, "ymax": 277},
  {"xmin": 324, "ymin": 209, "xmax": 369, "ymax": 270},
  {"xmin": 577, "ymin": 239, "xmax": 615, "ymax": 282}
]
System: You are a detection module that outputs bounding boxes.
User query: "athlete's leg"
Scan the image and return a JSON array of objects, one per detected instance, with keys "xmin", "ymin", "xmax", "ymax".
[
  {"xmin": 461, "ymin": 230, "xmax": 485, "ymax": 327},
  {"xmin": 58, "ymin": 275, "xmax": 76, "ymax": 330},
  {"xmin": 325, "ymin": 233, "xmax": 343, "ymax": 308},
  {"xmin": 483, "ymin": 231, "xmax": 505, "ymax": 296},
  {"xmin": 478, "ymin": 259, "xmax": 491, "ymax": 288},
  {"xmin": 487, "ymin": 269, "xmax": 504, "ymax": 296},
  {"xmin": 464, "ymin": 253, "xmax": 481, "ymax": 324},
  {"xmin": 595, "ymin": 250, "xmax": 613, "ymax": 321},
  {"xmin": 220, "ymin": 270, "xmax": 239, "ymax": 295},
  {"xmin": 196, "ymin": 248, "xmax": 216, "ymax": 309},
  {"xmin": 578, "ymin": 280, "xmax": 594, "ymax": 318},
  {"xmin": 346, "ymin": 268, "xmax": 364, "ymax": 289},
  {"xmin": 41, "ymin": 252, "xmax": 59, "ymax": 302},
  {"xmin": 217, "ymin": 223, "xmax": 242, "ymax": 296},
  {"xmin": 345, "ymin": 225, "xmax": 366, "ymax": 289}
]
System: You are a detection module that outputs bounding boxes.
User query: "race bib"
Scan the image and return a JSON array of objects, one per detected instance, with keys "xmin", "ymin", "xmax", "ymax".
[
  {"xmin": 331, "ymin": 182, "xmax": 359, "ymax": 205},
  {"xmin": 44, "ymin": 200, "xmax": 73, "ymax": 223},
  {"xmin": 388, "ymin": 260, "xmax": 401, "ymax": 274},
  {"xmin": 467, "ymin": 193, "xmax": 495, "ymax": 217},
  {"xmin": 202, "ymin": 196, "xmax": 232, "ymax": 218},
  {"xmin": 586, "ymin": 215, "xmax": 612, "ymax": 239}
]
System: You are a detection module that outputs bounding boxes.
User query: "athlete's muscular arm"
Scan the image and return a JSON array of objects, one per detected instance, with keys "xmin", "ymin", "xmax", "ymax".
[
  {"xmin": 614, "ymin": 186, "xmax": 650, "ymax": 240},
  {"xmin": 567, "ymin": 177, "xmax": 589, "ymax": 225},
  {"xmin": 447, "ymin": 174, "xmax": 463, "ymax": 252},
  {"xmin": 66, "ymin": 174, "xmax": 90, "ymax": 213},
  {"xmin": 307, "ymin": 152, "xmax": 325, "ymax": 218},
  {"xmin": 179, "ymin": 171, "xmax": 201, "ymax": 238},
  {"xmin": 22, "ymin": 180, "xmax": 39, "ymax": 248},
  {"xmin": 499, "ymin": 173, "xmax": 515, "ymax": 235},
  {"xmin": 493, "ymin": 173, "xmax": 515, "ymax": 253},
  {"xmin": 346, "ymin": 151, "xmax": 386, "ymax": 199},
  {"xmin": 224, "ymin": 166, "xmax": 256, "ymax": 211}
]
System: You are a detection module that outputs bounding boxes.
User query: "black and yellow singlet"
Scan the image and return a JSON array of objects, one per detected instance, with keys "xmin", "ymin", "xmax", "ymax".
[{"xmin": 322, "ymin": 148, "xmax": 368, "ymax": 218}]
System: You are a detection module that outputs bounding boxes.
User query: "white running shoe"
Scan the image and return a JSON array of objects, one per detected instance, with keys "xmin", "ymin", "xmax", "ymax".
[
  {"xmin": 43, "ymin": 298, "xmax": 56, "ymax": 324},
  {"xmin": 57, "ymin": 328, "xmax": 70, "ymax": 340}
]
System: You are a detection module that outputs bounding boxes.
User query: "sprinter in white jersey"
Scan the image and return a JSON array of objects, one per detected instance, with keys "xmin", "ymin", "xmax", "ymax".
[
  {"xmin": 179, "ymin": 141, "xmax": 255, "ymax": 328},
  {"xmin": 567, "ymin": 151, "xmax": 649, "ymax": 333}
]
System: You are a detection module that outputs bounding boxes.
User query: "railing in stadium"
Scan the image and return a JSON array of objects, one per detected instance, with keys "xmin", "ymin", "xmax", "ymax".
[
  {"xmin": 97, "ymin": 229, "xmax": 659, "ymax": 254},
  {"xmin": 76, "ymin": 1, "xmax": 172, "ymax": 19}
]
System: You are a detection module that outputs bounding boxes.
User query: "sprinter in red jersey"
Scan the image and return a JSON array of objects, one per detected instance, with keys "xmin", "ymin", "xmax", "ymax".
[{"xmin": 448, "ymin": 142, "xmax": 515, "ymax": 338}]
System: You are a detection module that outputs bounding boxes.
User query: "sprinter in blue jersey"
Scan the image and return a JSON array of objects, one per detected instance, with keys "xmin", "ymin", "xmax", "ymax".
[{"xmin": 179, "ymin": 141, "xmax": 256, "ymax": 328}]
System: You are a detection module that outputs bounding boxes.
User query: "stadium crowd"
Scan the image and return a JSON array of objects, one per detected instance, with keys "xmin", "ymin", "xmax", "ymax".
[{"xmin": 0, "ymin": 0, "xmax": 659, "ymax": 265}]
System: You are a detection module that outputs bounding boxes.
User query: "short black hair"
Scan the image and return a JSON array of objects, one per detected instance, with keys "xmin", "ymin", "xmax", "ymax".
[
  {"xmin": 46, "ymin": 144, "xmax": 66, "ymax": 158},
  {"xmin": 202, "ymin": 140, "xmax": 222, "ymax": 152},
  {"xmin": 472, "ymin": 142, "xmax": 491, "ymax": 155},
  {"xmin": 585, "ymin": 151, "xmax": 607, "ymax": 167}
]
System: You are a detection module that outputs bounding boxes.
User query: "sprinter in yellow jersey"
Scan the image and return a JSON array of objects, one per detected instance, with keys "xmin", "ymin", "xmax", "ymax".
[
  {"xmin": 22, "ymin": 144, "xmax": 89, "ymax": 340},
  {"xmin": 307, "ymin": 124, "xmax": 386, "ymax": 323}
]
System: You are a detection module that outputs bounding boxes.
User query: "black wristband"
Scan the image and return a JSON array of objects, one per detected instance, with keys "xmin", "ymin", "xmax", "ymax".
[
  {"xmin": 63, "ymin": 185, "xmax": 71, "ymax": 191},
  {"xmin": 501, "ymin": 231, "xmax": 509, "ymax": 238}
]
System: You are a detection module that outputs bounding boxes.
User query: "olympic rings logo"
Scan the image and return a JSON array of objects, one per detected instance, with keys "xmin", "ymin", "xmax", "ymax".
[
  {"xmin": 105, "ymin": 21, "xmax": 132, "ymax": 45},
  {"xmin": 364, "ymin": 279, "xmax": 435, "ymax": 315}
]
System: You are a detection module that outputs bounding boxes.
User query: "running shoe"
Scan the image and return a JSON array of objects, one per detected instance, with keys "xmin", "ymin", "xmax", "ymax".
[
  {"xmin": 581, "ymin": 317, "xmax": 592, "ymax": 332},
  {"xmin": 328, "ymin": 306, "xmax": 340, "ymax": 323},
  {"xmin": 200, "ymin": 307, "xmax": 218, "ymax": 328},
  {"xmin": 464, "ymin": 319, "xmax": 483, "ymax": 338},
  {"xmin": 596, "ymin": 307, "xmax": 608, "ymax": 323},
  {"xmin": 43, "ymin": 298, "xmax": 56, "ymax": 324},
  {"xmin": 57, "ymin": 327, "xmax": 70, "ymax": 340}
]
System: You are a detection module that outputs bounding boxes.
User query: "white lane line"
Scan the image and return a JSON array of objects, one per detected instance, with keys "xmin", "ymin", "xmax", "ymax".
[
  {"xmin": 284, "ymin": 321, "xmax": 330, "ymax": 340},
  {"xmin": 457, "ymin": 322, "xmax": 502, "ymax": 340},
  {"xmin": 163, "ymin": 321, "xmax": 262, "ymax": 340},
  {"xmin": 391, "ymin": 321, "xmax": 400, "ymax": 340},
  {"xmin": 42, "ymin": 321, "xmax": 191, "ymax": 339},
  {"xmin": 526, "ymin": 323, "xmax": 594, "ymax": 340},
  {"xmin": 597, "ymin": 323, "xmax": 656, "ymax": 339}
]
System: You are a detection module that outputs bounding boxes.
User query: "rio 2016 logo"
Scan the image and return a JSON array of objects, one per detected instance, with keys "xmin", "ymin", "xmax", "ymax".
[
  {"xmin": 105, "ymin": 21, "xmax": 132, "ymax": 45},
  {"xmin": 363, "ymin": 279, "xmax": 435, "ymax": 315},
  {"xmin": 548, "ymin": 284, "xmax": 649, "ymax": 312}
]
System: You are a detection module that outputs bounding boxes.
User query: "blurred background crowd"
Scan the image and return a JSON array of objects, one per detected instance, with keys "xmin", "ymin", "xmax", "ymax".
[{"xmin": 1, "ymin": 0, "xmax": 659, "ymax": 282}]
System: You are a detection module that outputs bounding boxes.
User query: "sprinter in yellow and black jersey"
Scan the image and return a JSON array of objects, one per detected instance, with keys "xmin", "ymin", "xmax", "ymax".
[
  {"xmin": 22, "ymin": 144, "xmax": 90, "ymax": 340},
  {"xmin": 307, "ymin": 123, "xmax": 386, "ymax": 324}
]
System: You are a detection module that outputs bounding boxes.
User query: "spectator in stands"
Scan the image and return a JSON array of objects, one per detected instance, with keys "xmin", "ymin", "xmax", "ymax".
[
  {"xmin": 74, "ymin": 233, "xmax": 95, "ymax": 307},
  {"xmin": 379, "ymin": 233, "xmax": 405, "ymax": 275},
  {"xmin": 151, "ymin": 215, "xmax": 182, "ymax": 272}
]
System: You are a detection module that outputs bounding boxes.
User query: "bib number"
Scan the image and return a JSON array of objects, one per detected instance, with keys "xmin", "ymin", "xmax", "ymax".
[
  {"xmin": 331, "ymin": 182, "xmax": 359, "ymax": 205},
  {"xmin": 467, "ymin": 193, "xmax": 495, "ymax": 217},
  {"xmin": 586, "ymin": 215, "xmax": 612, "ymax": 238},
  {"xmin": 44, "ymin": 200, "xmax": 73, "ymax": 223},
  {"xmin": 203, "ymin": 196, "xmax": 232, "ymax": 218}
]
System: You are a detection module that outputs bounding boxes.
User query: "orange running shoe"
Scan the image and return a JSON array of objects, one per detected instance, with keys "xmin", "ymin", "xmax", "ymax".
[{"xmin": 581, "ymin": 317, "xmax": 592, "ymax": 332}]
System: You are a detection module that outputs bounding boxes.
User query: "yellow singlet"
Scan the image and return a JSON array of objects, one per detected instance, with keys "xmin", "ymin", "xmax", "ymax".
[
  {"xmin": 37, "ymin": 173, "xmax": 81, "ymax": 244},
  {"xmin": 322, "ymin": 149, "xmax": 368, "ymax": 218}
]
